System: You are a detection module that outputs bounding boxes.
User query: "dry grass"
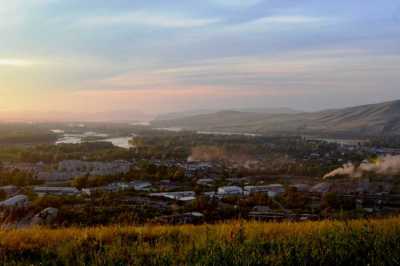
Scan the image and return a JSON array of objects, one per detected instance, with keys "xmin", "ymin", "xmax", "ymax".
[{"xmin": 0, "ymin": 217, "xmax": 400, "ymax": 265}]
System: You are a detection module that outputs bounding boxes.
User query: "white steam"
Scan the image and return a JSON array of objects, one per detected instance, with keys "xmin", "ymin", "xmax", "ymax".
[{"xmin": 323, "ymin": 155, "xmax": 400, "ymax": 179}]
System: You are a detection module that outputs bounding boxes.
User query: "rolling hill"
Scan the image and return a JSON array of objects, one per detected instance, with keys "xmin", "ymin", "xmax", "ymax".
[
  {"xmin": 151, "ymin": 100, "xmax": 400, "ymax": 137},
  {"xmin": 155, "ymin": 107, "xmax": 299, "ymax": 121}
]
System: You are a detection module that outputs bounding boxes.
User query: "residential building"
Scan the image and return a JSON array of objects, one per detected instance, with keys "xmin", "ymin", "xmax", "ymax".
[
  {"xmin": 217, "ymin": 186, "xmax": 243, "ymax": 196},
  {"xmin": 0, "ymin": 195, "xmax": 29, "ymax": 208},
  {"xmin": 150, "ymin": 191, "xmax": 196, "ymax": 201},
  {"xmin": 33, "ymin": 186, "xmax": 80, "ymax": 197},
  {"xmin": 244, "ymin": 184, "xmax": 285, "ymax": 198}
]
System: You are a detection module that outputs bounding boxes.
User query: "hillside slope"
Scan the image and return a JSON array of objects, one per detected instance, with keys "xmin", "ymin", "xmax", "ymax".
[
  {"xmin": 152, "ymin": 100, "xmax": 400, "ymax": 137},
  {"xmin": 155, "ymin": 107, "xmax": 299, "ymax": 121},
  {"xmin": 1, "ymin": 218, "xmax": 399, "ymax": 265}
]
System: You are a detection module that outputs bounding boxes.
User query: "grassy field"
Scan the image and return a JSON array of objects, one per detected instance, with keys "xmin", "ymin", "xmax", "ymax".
[{"xmin": 1, "ymin": 218, "xmax": 400, "ymax": 265}]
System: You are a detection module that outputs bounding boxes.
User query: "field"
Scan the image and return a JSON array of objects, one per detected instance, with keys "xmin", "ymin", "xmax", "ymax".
[{"xmin": 0, "ymin": 218, "xmax": 400, "ymax": 265}]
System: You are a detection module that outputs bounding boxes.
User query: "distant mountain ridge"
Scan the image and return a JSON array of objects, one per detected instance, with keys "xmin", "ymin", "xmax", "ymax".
[
  {"xmin": 155, "ymin": 107, "xmax": 299, "ymax": 121},
  {"xmin": 151, "ymin": 100, "xmax": 400, "ymax": 137}
]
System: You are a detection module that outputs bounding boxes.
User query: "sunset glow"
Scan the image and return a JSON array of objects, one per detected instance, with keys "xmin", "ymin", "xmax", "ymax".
[{"xmin": 0, "ymin": 0, "xmax": 399, "ymax": 120}]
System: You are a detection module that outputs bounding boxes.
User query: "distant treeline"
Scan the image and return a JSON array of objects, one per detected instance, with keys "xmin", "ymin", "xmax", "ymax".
[
  {"xmin": 0, "ymin": 123, "xmax": 62, "ymax": 145},
  {"xmin": 368, "ymin": 135, "xmax": 400, "ymax": 149}
]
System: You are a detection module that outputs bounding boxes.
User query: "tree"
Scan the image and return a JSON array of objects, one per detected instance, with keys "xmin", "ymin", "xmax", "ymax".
[
  {"xmin": 282, "ymin": 187, "xmax": 307, "ymax": 209},
  {"xmin": 172, "ymin": 168, "xmax": 185, "ymax": 181},
  {"xmin": 71, "ymin": 175, "xmax": 89, "ymax": 189},
  {"xmin": 0, "ymin": 190, "xmax": 6, "ymax": 201},
  {"xmin": 321, "ymin": 192, "xmax": 339, "ymax": 210}
]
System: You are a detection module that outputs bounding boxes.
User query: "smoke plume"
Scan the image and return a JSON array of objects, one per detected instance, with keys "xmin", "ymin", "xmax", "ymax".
[
  {"xmin": 324, "ymin": 155, "xmax": 400, "ymax": 179},
  {"xmin": 188, "ymin": 146, "xmax": 226, "ymax": 162}
]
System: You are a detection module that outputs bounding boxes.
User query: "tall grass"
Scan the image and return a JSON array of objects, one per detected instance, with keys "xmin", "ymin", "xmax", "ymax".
[{"xmin": 1, "ymin": 218, "xmax": 400, "ymax": 265}]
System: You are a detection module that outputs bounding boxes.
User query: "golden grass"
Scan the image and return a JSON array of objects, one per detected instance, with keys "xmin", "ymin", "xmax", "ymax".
[
  {"xmin": 0, "ymin": 218, "xmax": 394, "ymax": 247},
  {"xmin": 0, "ymin": 217, "xmax": 399, "ymax": 265}
]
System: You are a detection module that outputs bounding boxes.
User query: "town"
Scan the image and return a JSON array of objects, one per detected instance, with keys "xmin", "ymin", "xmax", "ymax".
[{"xmin": 1, "ymin": 127, "xmax": 400, "ymax": 228}]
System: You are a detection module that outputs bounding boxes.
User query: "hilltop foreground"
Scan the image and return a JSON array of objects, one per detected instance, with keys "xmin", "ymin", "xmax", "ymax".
[{"xmin": 1, "ymin": 218, "xmax": 400, "ymax": 265}]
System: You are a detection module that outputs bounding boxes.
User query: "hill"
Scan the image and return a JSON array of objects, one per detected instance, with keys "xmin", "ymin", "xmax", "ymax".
[
  {"xmin": 155, "ymin": 107, "xmax": 299, "ymax": 121},
  {"xmin": 0, "ymin": 218, "xmax": 399, "ymax": 265},
  {"xmin": 152, "ymin": 100, "xmax": 400, "ymax": 137}
]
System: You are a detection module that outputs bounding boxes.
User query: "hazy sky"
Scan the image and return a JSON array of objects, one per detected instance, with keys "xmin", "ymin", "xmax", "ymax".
[{"xmin": 1, "ymin": 0, "xmax": 400, "ymax": 119}]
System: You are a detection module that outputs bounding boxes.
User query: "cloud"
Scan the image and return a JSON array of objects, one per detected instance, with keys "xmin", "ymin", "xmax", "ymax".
[
  {"xmin": 78, "ymin": 11, "xmax": 221, "ymax": 28},
  {"xmin": 0, "ymin": 0, "xmax": 58, "ymax": 13},
  {"xmin": 253, "ymin": 15, "xmax": 325, "ymax": 24},
  {"xmin": 71, "ymin": 86, "xmax": 297, "ymax": 115},
  {"xmin": 79, "ymin": 48, "xmax": 400, "ymax": 99},
  {"xmin": 0, "ymin": 59, "xmax": 37, "ymax": 67},
  {"xmin": 0, "ymin": 0, "xmax": 59, "ymax": 29},
  {"xmin": 209, "ymin": 0, "xmax": 263, "ymax": 8},
  {"xmin": 226, "ymin": 15, "xmax": 333, "ymax": 32},
  {"xmin": 83, "ymin": 56, "xmax": 303, "ymax": 90}
]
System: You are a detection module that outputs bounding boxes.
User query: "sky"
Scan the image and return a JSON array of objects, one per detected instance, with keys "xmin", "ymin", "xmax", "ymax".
[{"xmin": 0, "ymin": 0, "xmax": 400, "ymax": 120}]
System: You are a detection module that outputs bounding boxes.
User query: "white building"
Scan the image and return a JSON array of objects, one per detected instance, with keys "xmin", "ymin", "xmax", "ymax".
[
  {"xmin": 217, "ymin": 186, "xmax": 243, "ymax": 196},
  {"xmin": 290, "ymin": 184, "xmax": 311, "ymax": 192},
  {"xmin": 150, "ymin": 191, "xmax": 196, "ymax": 201},
  {"xmin": 82, "ymin": 180, "xmax": 153, "ymax": 196},
  {"xmin": 0, "ymin": 195, "xmax": 29, "ymax": 207},
  {"xmin": 82, "ymin": 187, "xmax": 103, "ymax": 196},
  {"xmin": 310, "ymin": 182, "xmax": 332, "ymax": 194},
  {"xmin": 196, "ymin": 178, "xmax": 215, "ymax": 186},
  {"xmin": 129, "ymin": 180, "xmax": 152, "ymax": 191},
  {"xmin": 244, "ymin": 184, "xmax": 285, "ymax": 198},
  {"xmin": 33, "ymin": 186, "xmax": 80, "ymax": 197},
  {"xmin": 0, "ymin": 185, "xmax": 18, "ymax": 196}
]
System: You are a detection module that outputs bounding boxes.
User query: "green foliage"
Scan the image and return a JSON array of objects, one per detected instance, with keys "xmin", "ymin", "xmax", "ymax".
[
  {"xmin": 22, "ymin": 142, "xmax": 133, "ymax": 163},
  {"xmin": 0, "ymin": 128, "xmax": 57, "ymax": 145},
  {"xmin": 0, "ymin": 169, "xmax": 42, "ymax": 186},
  {"xmin": 0, "ymin": 190, "xmax": 6, "ymax": 201},
  {"xmin": 322, "ymin": 192, "xmax": 339, "ymax": 209},
  {"xmin": 31, "ymin": 195, "xmax": 84, "ymax": 210},
  {"xmin": 281, "ymin": 186, "xmax": 308, "ymax": 209}
]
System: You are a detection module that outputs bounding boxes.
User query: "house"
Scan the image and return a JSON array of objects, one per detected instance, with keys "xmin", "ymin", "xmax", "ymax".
[
  {"xmin": 82, "ymin": 182, "xmax": 132, "ymax": 196},
  {"xmin": 37, "ymin": 171, "xmax": 78, "ymax": 181},
  {"xmin": 119, "ymin": 197, "xmax": 171, "ymax": 210},
  {"xmin": 310, "ymin": 182, "xmax": 332, "ymax": 194},
  {"xmin": 203, "ymin": 191, "xmax": 217, "ymax": 198},
  {"xmin": 82, "ymin": 187, "xmax": 104, "ymax": 196},
  {"xmin": 196, "ymin": 178, "xmax": 214, "ymax": 186},
  {"xmin": 0, "ymin": 185, "xmax": 18, "ymax": 196},
  {"xmin": 244, "ymin": 184, "xmax": 285, "ymax": 198},
  {"xmin": 31, "ymin": 207, "xmax": 59, "ymax": 226},
  {"xmin": 129, "ymin": 180, "xmax": 152, "ymax": 191},
  {"xmin": 290, "ymin": 184, "xmax": 311, "ymax": 193},
  {"xmin": 33, "ymin": 186, "xmax": 80, "ymax": 197},
  {"xmin": 150, "ymin": 191, "xmax": 196, "ymax": 201},
  {"xmin": 265, "ymin": 184, "xmax": 285, "ymax": 198},
  {"xmin": 0, "ymin": 195, "xmax": 29, "ymax": 208},
  {"xmin": 158, "ymin": 180, "xmax": 179, "ymax": 191},
  {"xmin": 105, "ymin": 182, "xmax": 130, "ymax": 192},
  {"xmin": 217, "ymin": 186, "xmax": 243, "ymax": 196},
  {"xmin": 253, "ymin": 205, "xmax": 272, "ymax": 212},
  {"xmin": 226, "ymin": 178, "xmax": 247, "ymax": 185}
]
